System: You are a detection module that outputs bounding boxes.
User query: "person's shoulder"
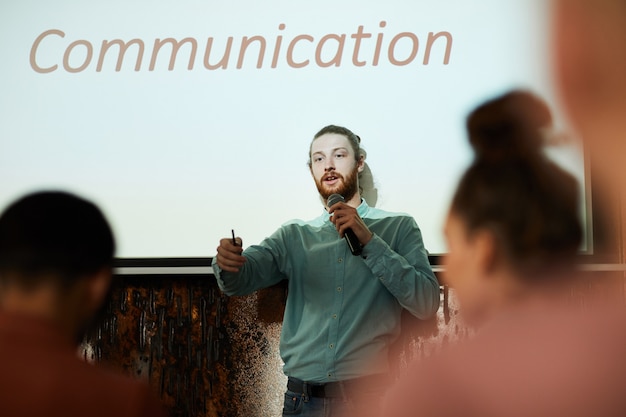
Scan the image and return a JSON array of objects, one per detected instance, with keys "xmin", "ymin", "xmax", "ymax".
[
  {"xmin": 396, "ymin": 303, "xmax": 626, "ymax": 416},
  {"xmin": 364, "ymin": 206, "xmax": 416, "ymax": 224},
  {"xmin": 14, "ymin": 352, "xmax": 169, "ymax": 417},
  {"xmin": 281, "ymin": 218, "xmax": 314, "ymax": 226},
  {"xmin": 81, "ymin": 363, "xmax": 168, "ymax": 417},
  {"xmin": 281, "ymin": 213, "xmax": 326, "ymax": 228}
]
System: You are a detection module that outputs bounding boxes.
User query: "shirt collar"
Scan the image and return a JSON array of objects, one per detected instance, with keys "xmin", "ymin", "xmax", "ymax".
[{"xmin": 322, "ymin": 198, "xmax": 370, "ymax": 222}]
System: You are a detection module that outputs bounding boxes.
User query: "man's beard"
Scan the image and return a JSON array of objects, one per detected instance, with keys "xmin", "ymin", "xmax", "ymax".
[{"xmin": 315, "ymin": 166, "xmax": 359, "ymax": 203}]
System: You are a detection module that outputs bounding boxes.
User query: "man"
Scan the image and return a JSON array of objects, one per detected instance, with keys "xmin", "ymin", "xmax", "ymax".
[
  {"xmin": 378, "ymin": 2, "xmax": 626, "ymax": 416},
  {"xmin": 0, "ymin": 191, "xmax": 167, "ymax": 417},
  {"xmin": 213, "ymin": 125, "xmax": 440, "ymax": 416}
]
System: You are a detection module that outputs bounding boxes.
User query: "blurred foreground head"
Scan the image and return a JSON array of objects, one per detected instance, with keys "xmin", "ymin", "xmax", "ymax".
[
  {"xmin": 552, "ymin": 0, "xmax": 626, "ymax": 192},
  {"xmin": 445, "ymin": 90, "xmax": 582, "ymax": 325},
  {"xmin": 0, "ymin": 191, "xmax": 115, "ymax": 342},
  {"xmin": 0, "ymin": 190, "xmax": 115, "ymax": 284}
]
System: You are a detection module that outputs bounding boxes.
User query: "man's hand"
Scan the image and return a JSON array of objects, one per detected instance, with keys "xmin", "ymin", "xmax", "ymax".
[
  {"xmin": 328, "ymin": 202, "xmax": 373, "ymax": 246},
  {"xmin": 215, "ymin": 236, "xmax": 246, "ymax": 273}
]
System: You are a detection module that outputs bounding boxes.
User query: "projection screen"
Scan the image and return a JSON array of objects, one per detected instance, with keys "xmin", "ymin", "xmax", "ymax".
[{"xmin": 0, "ymin": 0, "xmax": 587, "ymax": 264}]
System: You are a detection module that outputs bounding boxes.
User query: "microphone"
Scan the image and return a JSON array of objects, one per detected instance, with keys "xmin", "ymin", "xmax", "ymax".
[{"xmin": 327, "ymin": 193, "xmax": 363, "ymax": 256}]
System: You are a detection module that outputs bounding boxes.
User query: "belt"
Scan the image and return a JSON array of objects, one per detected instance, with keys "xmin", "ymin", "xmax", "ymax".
[{"xmin": 287, "ymin": 374, "xmax": 388, "ymax": 398}]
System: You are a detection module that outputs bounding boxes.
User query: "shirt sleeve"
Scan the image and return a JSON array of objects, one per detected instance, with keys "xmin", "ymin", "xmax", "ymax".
[
  {"xmin": 361, "ymin": 216, "xmax": 440, "ymax": 319},
  {"xmin": 212, "ymin": 229, "xmax": 289, "ymax": 296}
]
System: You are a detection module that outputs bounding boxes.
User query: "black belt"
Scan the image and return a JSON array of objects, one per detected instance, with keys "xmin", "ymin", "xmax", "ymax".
[{"xmin": 287, "ymin": 374, "xmax": 387, "ymax": 398}]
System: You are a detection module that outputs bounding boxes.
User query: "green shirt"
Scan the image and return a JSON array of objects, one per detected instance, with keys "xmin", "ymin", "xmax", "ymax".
[{"xmin": 212, "ymin": 200, "xmax": 439, "ymax": 382}]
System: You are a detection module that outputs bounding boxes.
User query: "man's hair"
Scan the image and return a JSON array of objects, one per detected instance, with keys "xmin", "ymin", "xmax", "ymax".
[
  {"xmin": 308, "ymin": 124, "xmax": 363, "ymax": 166},
  {"xmin": 0, "ymin": 191, "xmax": 115, "ymax": 288}
]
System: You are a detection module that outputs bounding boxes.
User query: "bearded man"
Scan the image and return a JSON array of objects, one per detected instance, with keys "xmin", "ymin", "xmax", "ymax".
[{"xmin": 212, "ymin": 124, "xmax": 439, "ymax": 417}]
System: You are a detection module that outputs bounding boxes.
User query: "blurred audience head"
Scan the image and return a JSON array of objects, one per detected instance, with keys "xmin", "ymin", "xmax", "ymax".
[
  {"xmin": 0, "ymin": 190, "xmax": 115, "ymax": 341},
  {"xmin": 444, "ymin": 90, "xmax": 582, "ymax": 325},
  {"xmin": 552, "ymin": 0, "xmax": 626, "ymax": 190}
]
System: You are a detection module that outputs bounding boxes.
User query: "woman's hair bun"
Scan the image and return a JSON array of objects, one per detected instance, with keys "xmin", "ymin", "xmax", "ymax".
[{"xmin": 466, "ymin": 90, "xmax": 552, "ymax": 162}]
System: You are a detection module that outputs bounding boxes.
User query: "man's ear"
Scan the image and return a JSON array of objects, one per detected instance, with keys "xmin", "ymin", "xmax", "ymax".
[{"xmin": 357, "ymin": 154, "xmax": 365, "ymax": 173}]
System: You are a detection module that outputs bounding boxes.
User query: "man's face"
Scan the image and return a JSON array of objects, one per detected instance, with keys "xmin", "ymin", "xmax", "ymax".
[{"xmin": 309, "ymin": 133, "xmax": 362, "ymax": 202}]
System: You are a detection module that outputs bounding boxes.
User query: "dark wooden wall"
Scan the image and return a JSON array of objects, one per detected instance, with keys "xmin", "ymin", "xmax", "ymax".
[
  {"xmin": 81, "ymin": 273, "xmax": 464, "ymax": 417},
  {"xmin": 82, "ymin": 274, "xmax": 230, "ymax": 416}
]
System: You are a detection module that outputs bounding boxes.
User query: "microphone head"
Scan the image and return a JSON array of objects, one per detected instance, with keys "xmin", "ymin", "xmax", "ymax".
[{"xmin": 327, "ymin": 193, "xmax": 345, "ymax": 207}]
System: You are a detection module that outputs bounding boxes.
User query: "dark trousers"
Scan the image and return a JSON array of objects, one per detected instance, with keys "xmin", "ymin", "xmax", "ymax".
[{"xmin": 282, "ymin": 375, "xmax": 388, "ymax": 417}]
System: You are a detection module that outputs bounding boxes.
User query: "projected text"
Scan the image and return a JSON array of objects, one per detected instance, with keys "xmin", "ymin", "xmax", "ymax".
[{"xmin": 29, "ymin": 22, "xmax": 453, "ymax": 73}]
